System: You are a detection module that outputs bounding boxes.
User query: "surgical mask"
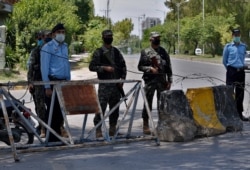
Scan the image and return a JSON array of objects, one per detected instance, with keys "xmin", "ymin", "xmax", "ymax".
[
  {"xmin": 152, "ymin": 39, "xmax": 160, "ymax": 46},
  {"xmin": 37, "ymin": 40, "xmax": 43, "ymax": 46},
  {"xmin": 233, "ymin": 37, "xmax": 241, "ymax": 43},
  {"xmin": 55, "ymin": 33, "xmax": 65, "ymax": 43},
  {"xmin": 103, "ymin": 37, "xmax": 113, "ymax": 45}
]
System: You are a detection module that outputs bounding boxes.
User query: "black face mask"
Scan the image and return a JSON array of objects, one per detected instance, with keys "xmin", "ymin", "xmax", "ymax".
[
  {"xmin": 152, "ymin": 39, "xmax": 160, "ymax": 46},
  {"xmin": 45, "ymin": 37, "xmax": 52, "ymax": 43},
  {"xmin": 103, "ymin": 37, "xmax": 113, "ymax": 45}
]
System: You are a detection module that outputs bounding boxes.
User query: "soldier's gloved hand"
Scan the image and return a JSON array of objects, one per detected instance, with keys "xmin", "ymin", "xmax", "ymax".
[
  {"xmin": 45, "ymin": 88, "xmax": 53, "ymax": 97},
  {"xmin": 28, "ymin": 84, "xmax": 35, "ymax": 94},
  {"xmin": 150, "ymin": 67, "xmax": 158, "ymax": 74},
  {"xmin": 117, "ymin": 82, "xmax": 123, "ymax": 88},
  {"xmin": 165, "ymin": 82, "xmax": 171, "ymax": 90},
  {"xmin": 103, "ymin": 66, "xmax": 114, "ymax": 73}
]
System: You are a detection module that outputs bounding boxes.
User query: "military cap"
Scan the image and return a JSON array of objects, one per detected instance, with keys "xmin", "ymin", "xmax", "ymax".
[
  {"xmin": 43, "ymin": 30, "xmax": 52, "ymax": 36},
  {"xmin": 102, "ymin": 30, "xmax": 113, "ymax": 36},
  {"xmin": 52, "ymin": 23, "xmax": 65, "ymax": 33},
  {"xmin": 232, "ymin": 29, "xmax": 240, "ymax": 35},
  {"xmin": 150, "ymin": 32, "xmax": 161, "ymax": 38}
]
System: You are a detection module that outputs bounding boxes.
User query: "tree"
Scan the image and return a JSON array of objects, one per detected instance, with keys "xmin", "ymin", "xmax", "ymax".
[
  {"xmin": 164, "ymin": 0, "xmax": 250, "ymax": 55},
  {"xmin": 140, "ymin": 21, "xmax": 177, "ymax": 54},
  {"xmin": 8, "ymin": 0, "xmax": 82, "ymax": 68},
  {"xmin": 112, "ymin": 18, "xmax": 133, "ymax": 40},
  {"xmin": 82, "ymin": 17, "xmax": 107, "ymax": 53},
  {"xmin": 202, "ymin": 14, "xmax": 236, "ymax": 57},
  {"xmin": 67, "ymin": 0, "xmax": 94, "ymax": 33},
  {"xmin": 181, "ymin": 16, "xmax": 203, "ymax": 55}
]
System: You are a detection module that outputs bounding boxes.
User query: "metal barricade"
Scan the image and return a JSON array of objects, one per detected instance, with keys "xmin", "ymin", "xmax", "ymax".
[{"xmin": 0, "ymin": 79, "xmax": 159, "ymax": 155}]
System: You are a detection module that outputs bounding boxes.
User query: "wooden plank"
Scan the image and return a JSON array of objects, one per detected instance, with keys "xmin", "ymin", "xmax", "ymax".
[{"xmin": 60, "ymin": 84, "xmax": 100, "ymax": 114}]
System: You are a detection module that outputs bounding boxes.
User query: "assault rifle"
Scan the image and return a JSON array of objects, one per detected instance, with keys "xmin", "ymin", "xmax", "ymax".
[
  {"xmin": 102, "ymin": 49, "xmax": 128, "ymax": 107},
  {"xmin": 116, "ymin": 83, "xmax": 128, "ymax": 107},
  {"xmin": 150, "ymin": 56, "xmax": 161, "ymax": 71}
]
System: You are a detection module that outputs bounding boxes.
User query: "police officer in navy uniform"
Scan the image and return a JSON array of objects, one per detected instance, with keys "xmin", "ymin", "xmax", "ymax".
[
  {"xmin": 223, "ymin": 28, "xmax": 249, "ymax": 121},
  {"xmin": 138, "ymin": 32, "xmax": 173, "ymax": 134}
]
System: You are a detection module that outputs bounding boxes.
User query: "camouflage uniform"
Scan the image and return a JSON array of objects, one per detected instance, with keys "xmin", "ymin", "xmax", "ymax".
[
  {"xmin": 138, "ymin": 40, "xmax": 173, "ymax": 123},
  {"xmin": 89, "ymin": 44, "xmax": 127, "ymax": 132},
  {"xmin": 27, "ymin": 46, "xmax": 46, "ymax": 131}
]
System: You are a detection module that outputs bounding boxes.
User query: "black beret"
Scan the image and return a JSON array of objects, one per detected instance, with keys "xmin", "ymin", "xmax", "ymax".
[
  {"xmin": 36, "ymin": 30, "xmax": 44, "ymax": 38},
  {"xmin": 43, "ymin": 30, "xmax": 52, "ymax": 36},
  {"xmin": 232, "ymin": 29, "xmax": 240, "ymax": 35},
  {"xmin": 102, "ymin": 30, "xmax": 113, "ymax": 36},
  {"xmin": 52, "ymin": 23, "xmax": 65, "ymax": 33}
]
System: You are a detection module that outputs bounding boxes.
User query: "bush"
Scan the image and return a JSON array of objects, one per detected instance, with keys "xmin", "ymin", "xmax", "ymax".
[
  {"xmin": 69, "ymin": 41, "xmax": 84, "ymax": 55},
  {"xmin": 5, "ymin": 45, "xmax": 19, "ymax": 69}
]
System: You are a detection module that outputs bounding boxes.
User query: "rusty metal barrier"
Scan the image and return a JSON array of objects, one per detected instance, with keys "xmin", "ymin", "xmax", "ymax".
[{"xmin": 0, "ymin": 79, "xmax": 159, "ymax": 156}]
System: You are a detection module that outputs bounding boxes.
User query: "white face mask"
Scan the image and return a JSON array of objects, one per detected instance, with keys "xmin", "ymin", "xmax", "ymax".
[{"xmin": 55, "ymin": 33, "xmax": 65, "ymax": 43}]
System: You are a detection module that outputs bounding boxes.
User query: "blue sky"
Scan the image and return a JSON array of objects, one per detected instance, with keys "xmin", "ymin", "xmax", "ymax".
[{"xmin": 93, "ymin": 0, "xmax": 169, "ymax": 36}]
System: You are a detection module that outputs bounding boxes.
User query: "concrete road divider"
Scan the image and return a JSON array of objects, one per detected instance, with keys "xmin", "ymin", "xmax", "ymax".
[
  {"xmin": 186, "ymin": 86, "xmax": 226, "ymax": 137},
  {"xmin": 157, "ymin": 85, "xmax": 242, "ymax": 142},
  {"xmin": 157, "ymin": 90, "xmax": 197, "ymax": 142}
]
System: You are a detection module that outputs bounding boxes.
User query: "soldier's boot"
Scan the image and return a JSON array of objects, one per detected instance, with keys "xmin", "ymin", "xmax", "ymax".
[
  {"xmin": 109, "ymin": 125, "xmax": 123, "ymax": 137},
  {"xmin": 96, "ymin": 127, "xmax": 103, "ymax": 138},
  {"xmin": 61, "ymin": 126, "xmax": 69, "ymax": 138},
  {"xmin": 39, "ymin": 127, "xmax": 45, "ymax": 138},
  {"xmin": 109, "ymin": 125, "xmax": 116, "ymax": 136},
  {"xmin": 143, "ymin": 119, "xmax": 151, "ymax": 135}
]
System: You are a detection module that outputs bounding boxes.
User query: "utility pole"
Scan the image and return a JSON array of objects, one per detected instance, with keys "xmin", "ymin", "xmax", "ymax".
[
  {"xmin": 202, "ymin": 0, "xmax": 205, "ymax": 55},
  {"xmin": 107, "ymin": 0, "xmax": 111, "ymax": 29},
  {"xmin": 101, "ymin": 0, "xmax": 111, "ymax": 29},
  {"xmin": 176, "ymin": 0, "xmax": 189, "ymax": 54}
]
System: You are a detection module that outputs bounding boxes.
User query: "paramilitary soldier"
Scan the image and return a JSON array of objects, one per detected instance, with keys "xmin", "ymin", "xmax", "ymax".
[
  {"xmin": 27, "ymin": 30, "xmax": 52, "ymax": 138},
  {"xmin": 89, "ymin": 29, "xmax": 127, "ymax": 138},
  {"xmin": 138, "ymin": 31, "xmax": 173, "ymax": 135}
]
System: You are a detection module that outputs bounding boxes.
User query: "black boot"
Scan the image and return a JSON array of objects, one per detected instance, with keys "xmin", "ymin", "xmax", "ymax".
[{"xmin": 143, "ymin": 119, "xmax": 151, "ymax": 135}]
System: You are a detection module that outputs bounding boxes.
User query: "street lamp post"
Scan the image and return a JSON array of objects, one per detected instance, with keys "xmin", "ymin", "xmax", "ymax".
[
  {"xmin": 202, "ymin": 0, "xmax": 205, "ymax": 55},
  {"xmin": 176, "ymin": 0, "xmax": 189, "ymax": 54},
  {"xmin": 177, "ymin": 3, "xmax": 180, "ymax": 54}
]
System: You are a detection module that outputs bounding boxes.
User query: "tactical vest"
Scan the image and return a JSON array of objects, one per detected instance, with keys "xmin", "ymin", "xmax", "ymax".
[
  {"xmin": 141, "ymin": 47, "xmax": 169, "ymax": 82},
  {"xmin": 97, "ymin": 47, "xmax": 123, "ymax": 80},
  {"xmin": 31, "ymin": 46, "xmax": 42, "ymax": 81}
]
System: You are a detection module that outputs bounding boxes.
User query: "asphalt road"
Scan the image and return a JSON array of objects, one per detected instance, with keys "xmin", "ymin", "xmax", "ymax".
[{"xmin": 1, "ymin": 54, "xmax": 250, "ymax": 169}]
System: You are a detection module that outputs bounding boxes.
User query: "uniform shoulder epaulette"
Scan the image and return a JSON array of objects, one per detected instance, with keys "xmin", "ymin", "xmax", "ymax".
[{"xmin": 144, "ymin": 48, "xmax": 151, "ymax": 54}]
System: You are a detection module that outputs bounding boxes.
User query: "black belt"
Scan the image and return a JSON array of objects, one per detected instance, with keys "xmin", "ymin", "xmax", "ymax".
[
  {"xmin": 227, "ymin": 66, "xmax": 244, "ymax": 72},
  {"xmin": 48, "ymin": 75, "xmax": 66, "ymax": 81}
]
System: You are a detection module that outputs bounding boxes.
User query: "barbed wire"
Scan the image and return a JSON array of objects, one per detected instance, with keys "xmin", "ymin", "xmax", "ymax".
[{"xmin": 3, "ymin": 52, "xmax": 250, "ymax": 119}]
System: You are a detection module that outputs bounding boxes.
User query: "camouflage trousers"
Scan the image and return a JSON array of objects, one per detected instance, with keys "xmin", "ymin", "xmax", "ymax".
[
  {"xmin": 33, "ymin": 85, "xmax": 46, "ymax": 128},
  {"xmin": 94, "ymin": 83, "xmax": 121, "ymax": 127},
  {"xmin": 142, "ymin": 80, "xmax": 166, "ymax": 120}
]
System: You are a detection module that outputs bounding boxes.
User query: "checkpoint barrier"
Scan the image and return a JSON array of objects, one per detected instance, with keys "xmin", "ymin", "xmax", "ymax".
[
  {"xmin": 186, "ymin": 85, "xmax": 243, "ymax": 136},
  {"xmin": 0, "ymin": 79, "xmax": 159, "ymax": 161},
  {"xmin": 186, "ymin": 86, "xmax": 227, "ymax": 136},
  {"xmin": 157, "ymin": 85, "xmax": 243, "ymax": 142}
]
